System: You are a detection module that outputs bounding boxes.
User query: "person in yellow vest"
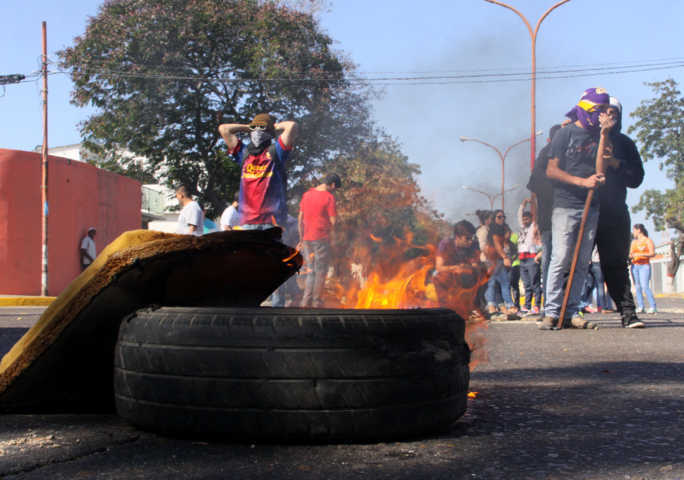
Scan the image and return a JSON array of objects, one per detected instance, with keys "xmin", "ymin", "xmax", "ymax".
[
  {"xmin": 509, "ymin": 231, "xmax": 521, "ymax": 311},
  {"xmin": 629, "ymin": 224, "xmax": 657, "ymax": 314}
]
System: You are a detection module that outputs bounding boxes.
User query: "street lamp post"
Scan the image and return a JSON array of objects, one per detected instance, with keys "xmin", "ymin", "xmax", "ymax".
[
  {"xmin": 462, "ymin": 184, "xmax": 521, "ymax": 210},
  {"xmin": 459, "ymin": 132, "xmax": 541, "ymax": 211},
  {"xmin": 484, "ymin": 0, "xmax": 571, "ymax": 170}
]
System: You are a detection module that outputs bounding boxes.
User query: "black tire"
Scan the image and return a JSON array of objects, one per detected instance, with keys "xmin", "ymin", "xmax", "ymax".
[{"xmin": 114, "ymin": 307, "xmax": 470, "ymax": 442}]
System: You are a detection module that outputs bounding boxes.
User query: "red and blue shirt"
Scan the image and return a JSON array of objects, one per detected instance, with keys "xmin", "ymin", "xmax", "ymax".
[{"xmin": 230, "ymin": 136, "xmax": 292, "ymax": 226}]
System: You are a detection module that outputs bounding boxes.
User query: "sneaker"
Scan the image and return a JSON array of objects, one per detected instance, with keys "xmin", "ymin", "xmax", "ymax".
[
  {"xmin": 570, "ymin": 315, "xmax": 598, "ymax": 330},
  {"xmin": 622, "ymin": 314, "xmax": 645, "ymax": 328},
  {"xmin": 637, "ymin": 307, "xmax": 646, "ymax": 314},
  {"xmin": 538, "ymin": 316, "xmax": 559, "ymax": 330},
  {"xmin": 582, "ymin": 305, "xmax": 598, "ymax": 314},
  {"xmin": 646, "ymin": 307, "xmax": 657, "ymax": 314}
]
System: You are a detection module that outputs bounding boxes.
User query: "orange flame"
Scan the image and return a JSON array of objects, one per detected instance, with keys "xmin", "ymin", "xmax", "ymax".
[
  {"xmin": 282, "ymin": 250, "xmax": 300, "ymax": 263},
  {"xmin": 322, "ymin": 230, "xmax": 489, "ymax": 370},
  {"xmin": 467, "ymin": 391, "xmax": 478, "ymax": 399}
]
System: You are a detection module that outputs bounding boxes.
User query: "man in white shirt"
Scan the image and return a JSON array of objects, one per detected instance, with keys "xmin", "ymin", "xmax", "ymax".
[
  {"xmin": 80, "ymin": 227, "xmax": 97, "ymax": 271},
  {"xmin": 220, "ymin": 192, "xmax": 240, "ymax": 231},
  {"xmin": 175, "ymin": 185, "xmax": 204, "ymax": 236}
]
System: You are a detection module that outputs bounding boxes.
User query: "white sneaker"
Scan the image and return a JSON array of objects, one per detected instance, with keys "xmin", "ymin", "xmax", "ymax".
[
  {"xmin": 638, "ymin": 307, "xmax": 646, "ymax": 314},
  {"xmin": 646, "ymin": 307, "xmax": 657, "ymax": 314}
]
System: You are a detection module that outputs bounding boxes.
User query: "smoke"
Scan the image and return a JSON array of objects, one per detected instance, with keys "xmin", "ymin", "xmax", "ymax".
[
  {"xmin": 363, "ymin": 16, "xmax": 597, "ymax": 226},
  {"xmin": 368, "ymin": 26, "xmax": 543, "ymax": 223}
]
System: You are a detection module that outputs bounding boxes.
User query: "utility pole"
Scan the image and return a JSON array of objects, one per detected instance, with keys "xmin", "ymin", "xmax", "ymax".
[
  {"xmin": 484, "ymin": 0, "xmax": 571, "ymax": 170},
  {"xmin": 41, "ymin": 21, "xmax": 49, "ymax": 296}
]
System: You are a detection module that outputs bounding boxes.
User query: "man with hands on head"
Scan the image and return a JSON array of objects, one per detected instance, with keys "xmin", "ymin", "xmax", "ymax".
[{"xmin": 218, "ymin": 114, "xmax": 298, "ymax": 231}]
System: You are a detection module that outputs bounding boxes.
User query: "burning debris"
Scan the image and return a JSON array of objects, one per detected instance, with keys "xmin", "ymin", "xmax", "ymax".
[{"xmin": 314, "ymin": 230, "xmax": 490, "ymax": 370}]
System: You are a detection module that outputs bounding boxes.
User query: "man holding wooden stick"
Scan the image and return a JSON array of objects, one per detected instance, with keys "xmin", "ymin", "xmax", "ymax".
[{"xmin": 539, "ymin": 88, "xmax": 611, "ymax": 330}]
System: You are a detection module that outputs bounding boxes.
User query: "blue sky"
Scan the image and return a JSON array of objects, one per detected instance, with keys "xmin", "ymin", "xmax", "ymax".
[{"xmin": 1, "ymin": 0, "xmax": 682, "ymax": 243}]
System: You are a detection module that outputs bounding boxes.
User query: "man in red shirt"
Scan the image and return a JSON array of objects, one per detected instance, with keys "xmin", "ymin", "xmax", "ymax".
[{"xmin": 298, "ymin": 173, "xmax": 341, "ymax": 307}]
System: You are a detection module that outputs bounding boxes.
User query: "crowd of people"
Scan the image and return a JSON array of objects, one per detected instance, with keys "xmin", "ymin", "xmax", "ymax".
[
  {"xmin": 437, "ymin": 87, "xmax": 656, "ymax": 329},
  {"xmin": 163, "ymin": 88, "xmax": 658, "ymax": 325}
]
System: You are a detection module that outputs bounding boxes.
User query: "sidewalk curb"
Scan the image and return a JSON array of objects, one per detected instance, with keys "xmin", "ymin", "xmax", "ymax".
[{"xmin": 0, "ymin": 297, "xmax": 55, "ymax": 307}]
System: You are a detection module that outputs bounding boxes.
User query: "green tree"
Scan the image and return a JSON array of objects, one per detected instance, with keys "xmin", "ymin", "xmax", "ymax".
[
  {"xmin": 59, "ymin": 0, "xmax": 372, "ymax": 217},
  {"xmin": 314, "ymin": 135, "xmax": 446, "ymax": 285},
  {"xmin": 628, "ymin": 78, "xmax": 684, "ymax": 234}
]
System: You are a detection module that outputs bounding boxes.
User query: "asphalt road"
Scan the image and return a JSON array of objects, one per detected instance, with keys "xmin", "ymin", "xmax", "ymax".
[{"xmin": 1, "ymin": 306, "xmax": 682, "ymax": 479}]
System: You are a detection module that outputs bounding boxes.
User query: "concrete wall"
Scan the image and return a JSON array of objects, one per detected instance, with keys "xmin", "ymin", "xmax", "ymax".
[{"xmin": 0, "ymin": 149, "xmax": 141, "ymax": 296}]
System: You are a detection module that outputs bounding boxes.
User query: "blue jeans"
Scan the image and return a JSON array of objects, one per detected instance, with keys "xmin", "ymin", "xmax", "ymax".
[
  {"xmin": 271, "ymin": 276, "xmax": 298, "ymax": 307},
  {"xmin": 485, "ymin": 262, "xmax": 513, "ymax": 308},
  {"xmin": 544, "ymin": 206, "xmax": 599, "ymax": 319},
  {"xmin": 519, "ymin": 257, "xmax": 541, "ymax": 309},
  {"xmin": 631, "ymin": 263, "xmax": 656, "ymax": 310},
  {"xmin": 540, "ymin": 230, "xmax": 552, "ymax": 313},
  {"xmin": 301, "ymin": 240, "xmax": 331, "ymax": 307},
  {"xmin": 591, "ymin": 261, "xmax": 606, "ymax": 309}
]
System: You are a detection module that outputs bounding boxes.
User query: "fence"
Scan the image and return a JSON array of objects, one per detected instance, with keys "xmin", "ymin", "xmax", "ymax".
[{"xmin": 651, "ymin": 255, "xmax": 684, "ymax": 295}]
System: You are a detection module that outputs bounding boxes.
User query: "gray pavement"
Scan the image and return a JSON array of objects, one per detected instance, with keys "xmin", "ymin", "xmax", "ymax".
[{"xmin": 0, "ymin": 303, "xmax": 682, "ymax": 479}]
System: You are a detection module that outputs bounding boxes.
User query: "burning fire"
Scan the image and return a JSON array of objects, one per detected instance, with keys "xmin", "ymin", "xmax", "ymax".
[{"xmin": 322, "ymin": 231, "xmax": 489, "ymax": 370}]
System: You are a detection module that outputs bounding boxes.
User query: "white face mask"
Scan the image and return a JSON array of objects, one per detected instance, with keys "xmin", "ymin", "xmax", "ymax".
[{"xmin": 250, "ymin": 129, "xmax": 272, "ymax": 147}]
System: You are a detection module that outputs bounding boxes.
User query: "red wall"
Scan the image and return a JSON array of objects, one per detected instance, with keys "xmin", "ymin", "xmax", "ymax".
[{"xmin": 0, "ymin": 149, "xmax": 141, "ymax": 296}]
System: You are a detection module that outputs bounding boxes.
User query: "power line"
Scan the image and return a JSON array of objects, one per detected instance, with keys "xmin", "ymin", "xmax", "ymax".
[
  {"xmin": 6, "ymin": 57, "xmax": 683, "ymax": 89},
  {"xmin": 353, "ymin": 56, "xmax": 684, "ymax": 76},
  {"xmin": 48, "ymin": 58, "xmax": 682, "ymax": 85}
]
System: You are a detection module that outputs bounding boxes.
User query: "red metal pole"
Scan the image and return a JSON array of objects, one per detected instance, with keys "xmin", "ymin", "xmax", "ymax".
[
  {"xmin": 41, "ymin": 21, "xmax": 48, "ymax": 296},
  {"xmin": 500, "ymin": 153, "xmax": 505, "ymax": 211},
  {"xmin": 530, "ymin": 36, "xmax": 536, "ymax": 171},
  {"xmin": 484, "ymin": 0, "xmax": 571, "ymax": 171}
]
